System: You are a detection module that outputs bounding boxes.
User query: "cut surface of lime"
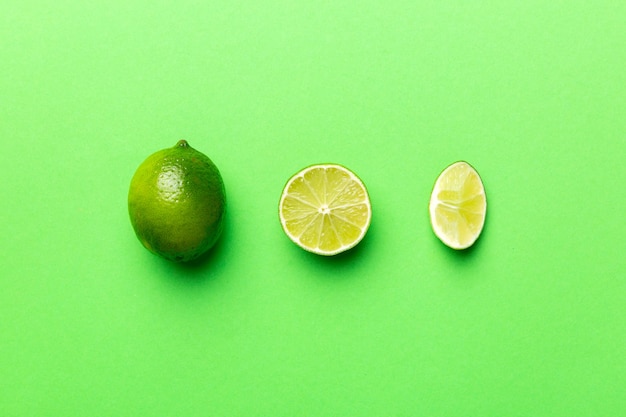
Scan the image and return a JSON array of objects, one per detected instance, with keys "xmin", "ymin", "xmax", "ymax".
[
  {"xmin": 429, "ymin": 161, "xmax": 487, "ymax": 250},
  {"xmin": 279, "ymin": 164, "xmax": 372, "ymax": 256}
]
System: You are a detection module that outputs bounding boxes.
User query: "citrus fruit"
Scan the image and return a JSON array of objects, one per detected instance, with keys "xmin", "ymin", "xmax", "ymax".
[
  {"xmin": 128, "ymin": 140, "xmax": 226, "ymax": 262},
  {"xmin": 429, "ymin": 161, "xmax": 487, "ymax": 250},
  {"xmin": 278, "ymin": 164, "xmax": 372, "ymax": 256}
]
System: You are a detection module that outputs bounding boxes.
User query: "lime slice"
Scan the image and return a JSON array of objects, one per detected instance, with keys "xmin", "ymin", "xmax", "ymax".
[
  {"xmin": 279, "ymin": 164, "xmax": 372, "ymax": 256},
  {"xmin": 429, "ymin": 161, "xmax": 487, "ymax": 250}
]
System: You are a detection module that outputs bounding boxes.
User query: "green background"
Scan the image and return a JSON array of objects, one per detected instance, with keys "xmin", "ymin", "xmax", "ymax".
[{"xmin": 2, "ymin": 1, "xmax": 625, "ymax": 415}]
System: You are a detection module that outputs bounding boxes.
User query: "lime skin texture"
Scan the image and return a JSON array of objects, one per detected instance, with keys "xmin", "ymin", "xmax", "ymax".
[{"xmin": 128, "ymin": 140, "xmax": 226, "ymax": 262}]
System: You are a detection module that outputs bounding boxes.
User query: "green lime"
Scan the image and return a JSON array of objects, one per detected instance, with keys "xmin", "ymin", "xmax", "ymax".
[{"xmin": 128, "ymin": 140, "xmax": 226, "ymax": 262}]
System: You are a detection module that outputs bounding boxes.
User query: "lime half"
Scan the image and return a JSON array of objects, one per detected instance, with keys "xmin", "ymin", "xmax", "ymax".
[
  {"xmin": 429, "ymin": 161, "xmax": 486, "ymax": 250},
  {"xmin": 279, "ymin": 164, "xmax": 372, "ymax": 256}
]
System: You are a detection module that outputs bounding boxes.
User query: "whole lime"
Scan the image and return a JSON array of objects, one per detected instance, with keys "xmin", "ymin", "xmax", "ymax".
[{"xmin": 128, "ymin": 140, "xmax": 226, "ymax": 262}]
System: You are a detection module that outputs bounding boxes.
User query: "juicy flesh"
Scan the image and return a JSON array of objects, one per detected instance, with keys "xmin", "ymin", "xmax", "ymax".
[{"xmin": 281, "ymin": 166, "xmax": 369, "ymax": 253}]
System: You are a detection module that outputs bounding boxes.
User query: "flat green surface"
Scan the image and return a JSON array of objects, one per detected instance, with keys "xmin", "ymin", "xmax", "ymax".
[{"xmin": 2, "ymin": 1, "xmax": 625, "ymax": 416}]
